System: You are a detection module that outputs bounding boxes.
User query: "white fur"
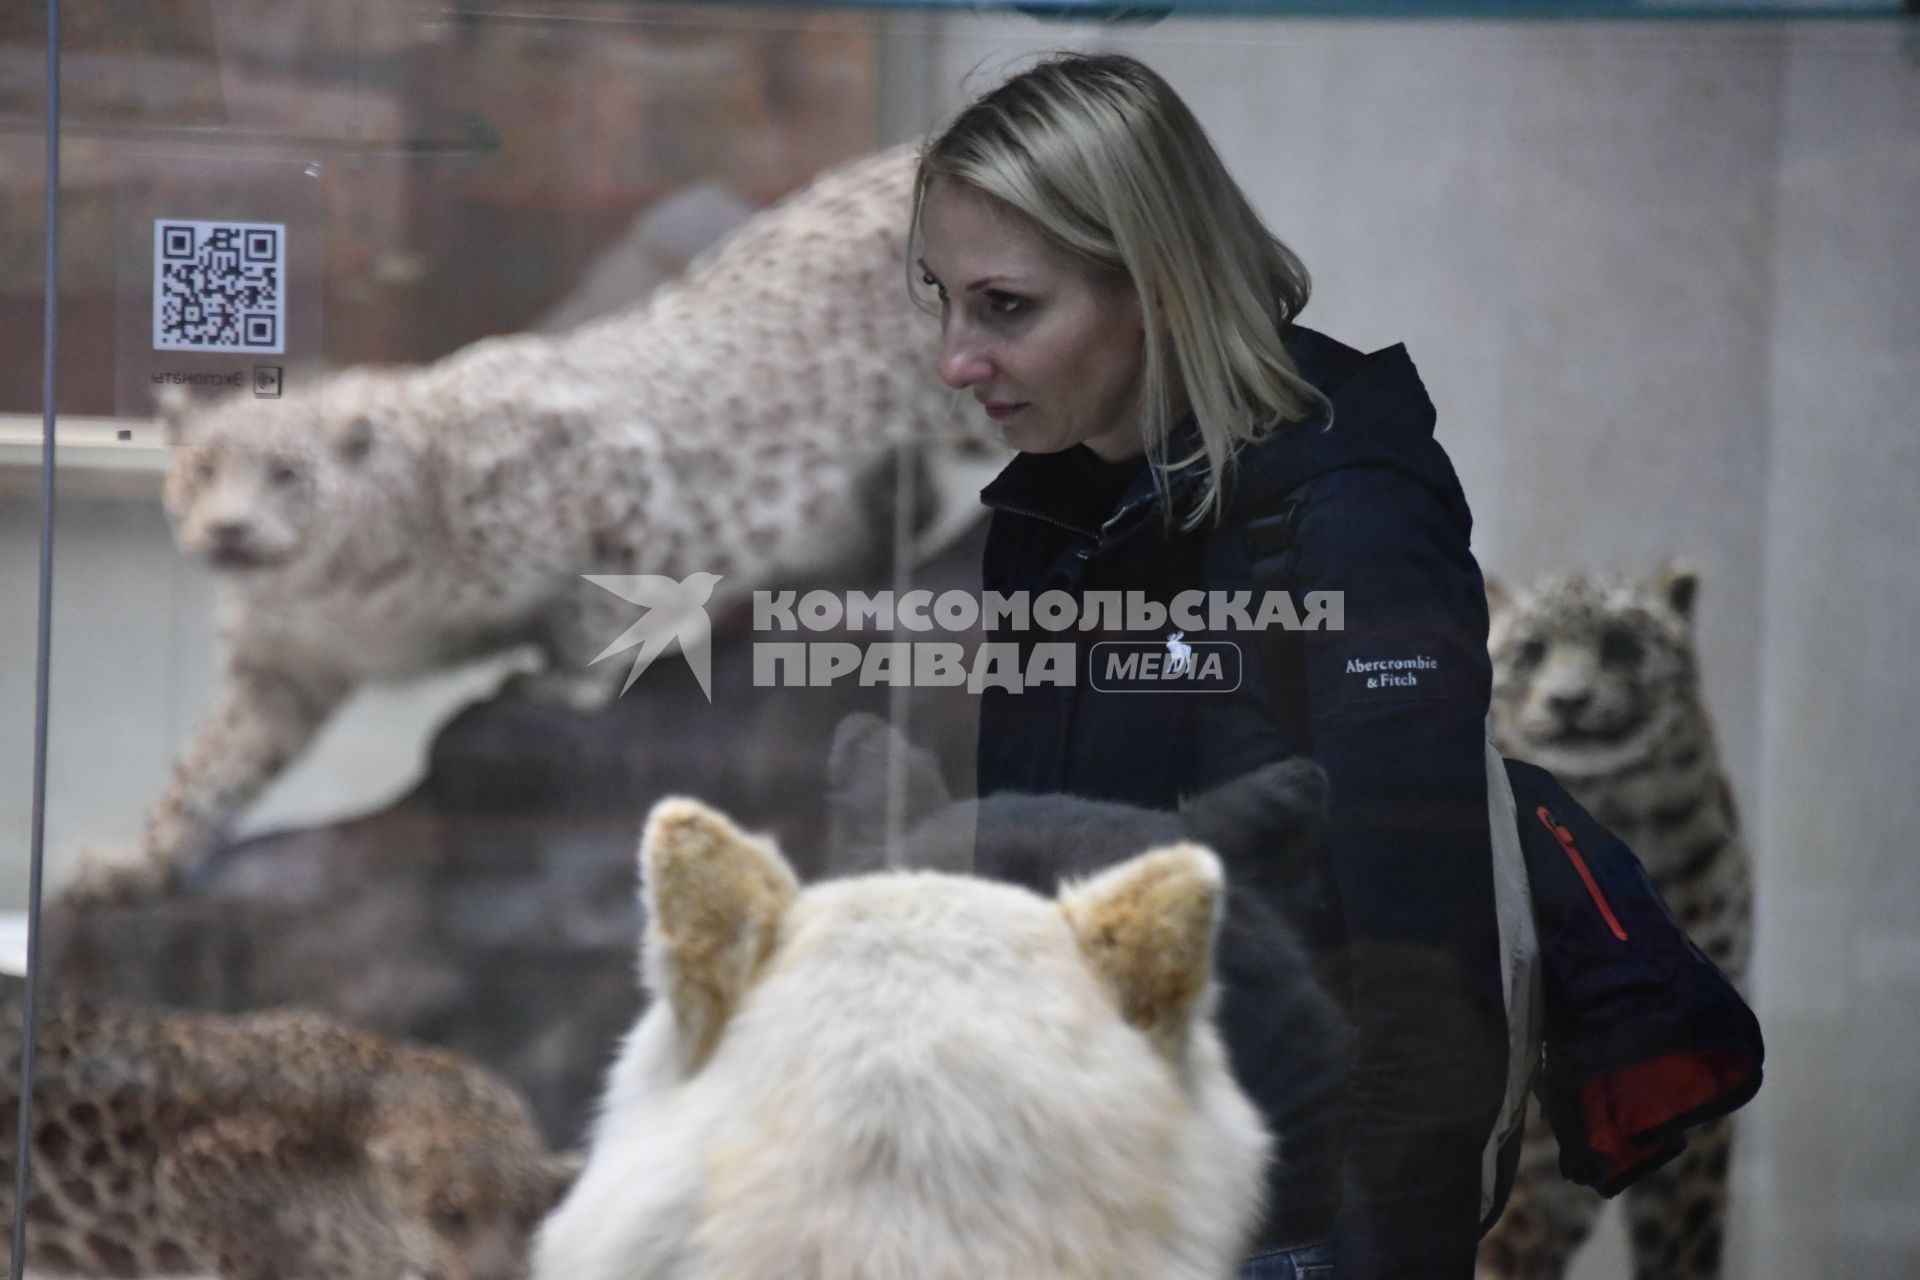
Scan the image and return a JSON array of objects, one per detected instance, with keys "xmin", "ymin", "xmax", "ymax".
[{"xmin": 536, "ymin": 809, "xmax": 1270, "ymax": 1280}]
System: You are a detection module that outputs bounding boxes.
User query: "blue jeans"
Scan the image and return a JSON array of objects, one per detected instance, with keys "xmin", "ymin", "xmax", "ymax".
[{"xmin": 1239, "ymin": 1240, "xmax": 1336, "ymax": 1280}]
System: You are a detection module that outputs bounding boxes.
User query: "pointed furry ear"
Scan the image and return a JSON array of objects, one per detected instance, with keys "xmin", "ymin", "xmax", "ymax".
[
  {"xmin": 1058, "ymin": 843, "xmax": 1224, "ymax": 1060},
  {"xmin": 824, "ymin": 712, "xmax": 951, "ymax": 873},
  {"xmin": 155, "ymin": 385, "xmax": 198, "ymax": 444},
  {"xmin": 538, "ymin": 1151, "xmax": 588, "ymax": 1213},
  {"xmin": 639, "ymin": 798, "xmax": 798, "ymax": 1071},
  {"xmin": 1484, "ymin": 573, "xmax": 1509, "ymax": 619},
  {"xmin": 330, "ymin": 412, "xmax": 375, "ymax": 463},
  {"xmin": 1653, "ymin": 560, "xmax": 1698, "ymax": 623},
  {"xmin": 1178, "ymin": 759, "xmax": 1327, "ymax": 895}
]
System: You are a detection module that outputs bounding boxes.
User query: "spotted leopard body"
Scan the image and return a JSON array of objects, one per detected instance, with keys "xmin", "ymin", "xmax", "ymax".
[
  {"xmin": 1479, "ymin": 564, "xmax": 1752, "ymax": 1280},
  {"xmin": 1, "ymin": 977, "xmax": 571, "ymax": 1279}
]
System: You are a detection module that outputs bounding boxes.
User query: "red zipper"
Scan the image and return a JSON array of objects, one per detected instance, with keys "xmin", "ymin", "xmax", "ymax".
[{"xmin": 1537, "ymin": 806, "xmax": 1629, "ymax": 941}]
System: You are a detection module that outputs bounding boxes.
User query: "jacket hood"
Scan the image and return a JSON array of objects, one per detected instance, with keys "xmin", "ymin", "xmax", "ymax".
[
  {"xmin": 1216, "ymin": 324, "xmax": 1473, "ymax": 536},
  {"xmin": 980, "ymin": 323, "xmax": 1473, "ymax": 541}
]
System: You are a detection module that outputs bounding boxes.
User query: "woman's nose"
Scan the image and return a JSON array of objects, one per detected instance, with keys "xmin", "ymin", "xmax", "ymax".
[{"xmin": 938, "ymin": 330, "xmax": 992, "ymax": 390}]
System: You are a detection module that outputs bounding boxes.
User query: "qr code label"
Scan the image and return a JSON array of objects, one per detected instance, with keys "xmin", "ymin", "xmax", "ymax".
[{"xmin": 153, "ymin": 219, "xmax": 286, "ymax": 354}]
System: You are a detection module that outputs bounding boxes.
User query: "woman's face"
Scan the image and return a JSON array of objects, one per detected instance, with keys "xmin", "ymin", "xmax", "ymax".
[{"xmin": 918, "ymin": 180, "xmax": 1148, "ymax": 460}]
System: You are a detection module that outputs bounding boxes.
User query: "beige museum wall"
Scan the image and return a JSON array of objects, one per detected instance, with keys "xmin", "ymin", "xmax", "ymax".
[{"xmin": 1746, "ymin": 26, "xmax": 1920, "ymax": 1280}]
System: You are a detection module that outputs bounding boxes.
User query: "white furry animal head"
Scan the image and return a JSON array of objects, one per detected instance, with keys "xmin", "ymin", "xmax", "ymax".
[
  {"xmin": 159, "ymin": 370, "xmax": 414, "ymax": 576},
  {"xmin": 536, "ymin": 798, "xmax": 1270, "ymax": 1280},
  {"xmin": 1487, "ymin": 561, "xmax": 1702, "ymax": 776}
]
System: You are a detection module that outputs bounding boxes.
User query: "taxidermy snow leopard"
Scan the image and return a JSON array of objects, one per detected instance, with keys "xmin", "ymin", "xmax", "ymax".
[
  {"xmin": 534, "ymin": 794, "xmax": 1271, "ymax": 1280},
  {"xmin": 106, "ymin": 146, "xmax": 995, "ymax": 900},
  {"xmin": 1, "ymin": 974, "xmax": 574, "ymax": 1280},
  {"xmin": 1478, "ymin": 563, "xmax": 1753, "ymax": 1280}
]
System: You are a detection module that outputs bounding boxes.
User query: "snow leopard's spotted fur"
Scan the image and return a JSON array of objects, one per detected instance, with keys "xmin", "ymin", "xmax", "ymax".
[
  {"xmin": 1479, "ymin": 564, "xmax": 1753, "ymax": 1280},
  {"xmin": 96, "ymin": 146, "xmax": 996, "ymax": 899}
]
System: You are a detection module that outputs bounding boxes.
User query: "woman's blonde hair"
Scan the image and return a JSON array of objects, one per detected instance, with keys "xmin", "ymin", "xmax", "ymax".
[{"xmin": 911, "ymin": 52, "xmax": 1327, "ymax": 528}]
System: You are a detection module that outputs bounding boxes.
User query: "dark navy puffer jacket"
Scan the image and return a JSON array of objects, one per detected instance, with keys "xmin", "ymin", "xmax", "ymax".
[{"xmin": 975, "ymin": 325, "xmax": 1509, "ymax": 1279}]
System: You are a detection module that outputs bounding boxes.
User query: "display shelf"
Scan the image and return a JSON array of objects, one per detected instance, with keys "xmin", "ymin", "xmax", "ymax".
[{"xmin": 0, "ymin": 414, "xmax": 165, "ymax": 500}]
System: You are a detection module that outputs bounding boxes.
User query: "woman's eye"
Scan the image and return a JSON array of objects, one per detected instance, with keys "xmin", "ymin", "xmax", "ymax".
[
  {"xmin": 985, "ymin": 292, "xmax": 1026, "ymax": 317},
  {"xmin": 920, "ymin": 271, "xmax": 947, "ymax": 300}
]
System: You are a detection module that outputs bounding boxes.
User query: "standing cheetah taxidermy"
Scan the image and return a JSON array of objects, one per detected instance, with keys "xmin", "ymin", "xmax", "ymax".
[
  {"xmin": 1, "ymin": 975, "xmax": 575, "ymax": 1280},
  {"xmin": 534, "ymin": 797, "xmax": 1271, "ymax": 1280},
  {"xmin": 113, "ymin": 146, "xmax": 997, "ymax": 899},
  {"xmin": 1478, "ymin": 562, "xmax": 1753, "ymax": 1280}
]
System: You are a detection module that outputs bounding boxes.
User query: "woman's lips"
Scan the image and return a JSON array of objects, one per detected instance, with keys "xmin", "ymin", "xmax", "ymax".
[{"xmin": 985, "ymin": 402, "xmax": 1026, "ymax": 421}]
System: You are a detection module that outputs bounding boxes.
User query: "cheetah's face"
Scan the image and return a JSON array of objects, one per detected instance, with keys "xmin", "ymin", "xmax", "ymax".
[
  {"xmin": 1488, "ymin": 566, "xmax": 1699, "ymax": 764},
  {"xmin": 399, "ymin": 1155, "xmax": 578, "ymax": 1280},
  {"xmin": 158, "ymin": 377, "xmax": 384, "ymax": 575},
  {"xmin": 372, "ymin": 1092, "xmax": 578, "ymax": 1280}
]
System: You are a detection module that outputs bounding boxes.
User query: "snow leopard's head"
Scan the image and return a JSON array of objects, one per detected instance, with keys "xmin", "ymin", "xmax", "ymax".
[
  {"xmin": 160, "ymin": 370, "xmax": 400, "ymax": 574},
  {"xmin": 1486, "ymin": 562, "xmax": 1701, "ymax": 773}
]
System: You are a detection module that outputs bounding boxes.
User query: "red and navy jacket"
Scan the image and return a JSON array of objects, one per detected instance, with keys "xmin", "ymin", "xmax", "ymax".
[
  {"xmin": 1504, "ymin": 759, "xmax": 1762, "ymax": 1199},
  {"xmin": 976, "ymin": 325, "xmax": 1509, "ymax": 1279}
]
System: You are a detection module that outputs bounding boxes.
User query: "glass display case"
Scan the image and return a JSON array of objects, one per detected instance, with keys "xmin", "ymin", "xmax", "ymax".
[{"xmin": 2, "ymin": 2, "xmax": 1916, "ymax": 1277}]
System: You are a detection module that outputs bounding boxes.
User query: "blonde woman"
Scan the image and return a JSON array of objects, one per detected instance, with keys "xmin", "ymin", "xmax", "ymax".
[{"xmin": 914, "ymin": 54, "xmax": 1513, "ymax": 1280}]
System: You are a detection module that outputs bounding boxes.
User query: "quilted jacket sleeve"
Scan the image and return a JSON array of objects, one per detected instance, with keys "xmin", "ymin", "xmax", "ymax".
[{"xmin": 1288, "ymin": 464, "xmax": 1509, "ymax": 1280}]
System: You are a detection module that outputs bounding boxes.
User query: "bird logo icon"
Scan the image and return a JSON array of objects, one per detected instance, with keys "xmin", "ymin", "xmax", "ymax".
[{"xmin": 583, "ymin": 572, "xmax": 724, "ymax": 700}]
